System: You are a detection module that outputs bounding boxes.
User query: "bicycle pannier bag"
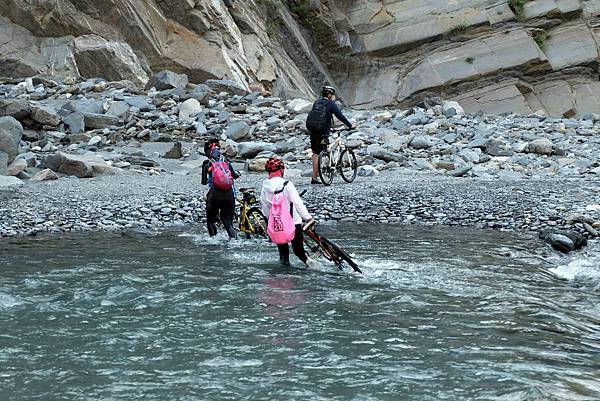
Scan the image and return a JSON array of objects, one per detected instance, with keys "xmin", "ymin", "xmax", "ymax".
[
  {"xmin": 267, "ymin": 181, "xmax": 296, "ymax": 244},
  {"xmin": 211, "ymin": 157, "xmax": 234, "ymax": 191},
  {"xmin": 306, "ymin": 99, "xmax": 329, "ymax": 133}
]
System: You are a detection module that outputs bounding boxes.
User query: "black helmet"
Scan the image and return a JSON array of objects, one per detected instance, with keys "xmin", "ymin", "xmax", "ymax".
[{"xmin": 322, "ymin": 85, "xmax": 336, "ymax": 97}]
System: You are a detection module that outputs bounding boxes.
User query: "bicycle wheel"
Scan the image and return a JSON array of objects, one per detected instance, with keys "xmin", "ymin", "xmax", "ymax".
[
  {"xmin": 318, "ymin": 150, "xmax": 334, "ymax": 186},
  {"xmin": 248, "ymin": 207, "xmax": 268, "ymax": 237},
  {"xmin": 303, "ymin": 231, "xmax": 323, "ymax": 258},
  {"xmin": 339, "ymin": 148, "xmax": 357, "ymax": 183},
  {"xmin": 321, "ymin": 236, "xmax": 361, "ymax": 273}
]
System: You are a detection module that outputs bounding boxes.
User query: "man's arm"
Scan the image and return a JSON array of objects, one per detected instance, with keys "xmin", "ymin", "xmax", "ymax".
[{"xmin": 330, "ymin": 101, "xmax": 352, "ymax": 128}]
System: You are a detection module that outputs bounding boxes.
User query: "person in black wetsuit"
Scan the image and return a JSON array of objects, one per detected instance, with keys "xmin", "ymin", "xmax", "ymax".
[
  {"xmin": 201, "ymin": 138, "xmax": 240, "ymax": 239},
  {"xmin": 308, "ymin": 86, "xmax": 356, "ymax": 184}
]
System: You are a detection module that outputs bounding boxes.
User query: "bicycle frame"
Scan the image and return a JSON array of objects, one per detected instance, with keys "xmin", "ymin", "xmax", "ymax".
[
  {"xmin": 324, "ymin": 132, "xmax": 346, "ymax": 170},
  {"xmin": 236, "ymin": 190, "xmax": 263, "ymax": 235}
]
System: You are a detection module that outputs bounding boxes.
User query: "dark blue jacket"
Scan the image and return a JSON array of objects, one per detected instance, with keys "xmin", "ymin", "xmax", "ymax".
[{"xmin": 317, "ymin": 98, "xmax": 353, "ymax": 133}]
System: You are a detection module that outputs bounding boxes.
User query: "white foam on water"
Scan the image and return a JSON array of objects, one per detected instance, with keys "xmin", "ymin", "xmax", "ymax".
[
  {"xmin": 550, "ymin": 256, "xmax": 600, "ymax": 282},
  {"xmin": 549, "ymin": 241, "xmax": 600, "ymax": 286},
  {"xmin": 0, "ymin": 292, "xmax": 24, "ymax": 309}
]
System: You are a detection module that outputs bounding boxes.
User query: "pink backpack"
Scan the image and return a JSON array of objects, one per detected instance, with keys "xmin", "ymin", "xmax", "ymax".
[
  {"xmin": 211, "ymin": 157, "xmax": 233, "ymax": 191},
  {"xmin": 268, "ymin": 181, "xmax": 296, "ymax": 244}
]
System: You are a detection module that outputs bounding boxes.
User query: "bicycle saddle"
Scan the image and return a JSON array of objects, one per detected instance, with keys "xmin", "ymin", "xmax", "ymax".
[{"xmin": 240, "ymin": 188, "xmax": 255, "ymax": 193}]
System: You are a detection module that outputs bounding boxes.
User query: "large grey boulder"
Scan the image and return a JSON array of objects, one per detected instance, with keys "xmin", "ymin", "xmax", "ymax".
[
  {"xmin": 367, "ymin": 144, "xmax": 406, "ymax": 163},
  {"xmin": 286, "ymin": 98, "xmax": 313, "ymax": 114},
  {"xmin": 74, "ymin": 35, "xmax": 148, "ymax": 87},
  {"xmin": 0, "ymin": 116, "xmax": 23, "ymax": 161},
  {"xmin": 205, "ymin": 79, "xmax": 248, "ymax": 96},
  {"xmin": 0, "ymin": 150, "xmax": 7, "ymax": 175},
  {"xmin": 225, "ymin": 121, "xmax": 250, "ymax": 141},
  {"xmin": 31, "ymin": 105, "xmax": 61, "ymax": 126},
  {"xmin": 7, "ymin": 158, "xmax": 27, "ymax": 176},
  {"xmin": 179, "ymin": 99, "xmax": 202, "ymax": 120},
  {"xmin": 83, "ymin": 113, "xmax": 122, "ymax": 129},
  {"xmin": 44, "ymin": 152, "xmax": 117, "ymax": 178},
  {"xmin": 410, "ymin": 135, "xmax": 434, "ymax": 149},
  {"xmin": 63, "ymin": 112, "xmax": 85, "ymax": 134},
  {"xmin": 189, "ymin": 84, "xmax": 212, "ymax": 105},
  {"xmin": 527, "ymin": 138, "xmax": 554, "ymax": 155},
  {"xmin": 0, "ymin": 99, "xmax": 30, "ymax": 120},
  {"xmin": 106, "ymin": 101, "xmax": 130, "ymax": 120},
  {"xmin": 0, "ymin": 175, "xmax": 23, "ymax": 190},
  {"xmin": 238, "ymin": 141, "xmax": 276, "ymax": 159},
  {"xmin": 145, "ymin": 70, "xmax": 189, "ymax": 91}
]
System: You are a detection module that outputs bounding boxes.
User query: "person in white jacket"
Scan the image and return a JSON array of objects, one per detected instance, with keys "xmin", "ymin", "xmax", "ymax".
[{"xmin": 261, "ymin": 157, "xmax": 314, "ymax": 266}]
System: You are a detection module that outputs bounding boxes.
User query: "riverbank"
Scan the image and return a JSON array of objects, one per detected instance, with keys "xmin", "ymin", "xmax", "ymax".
[{"xmin": 2, "ymin": 166, "xmax": 599, "ymax": 243}]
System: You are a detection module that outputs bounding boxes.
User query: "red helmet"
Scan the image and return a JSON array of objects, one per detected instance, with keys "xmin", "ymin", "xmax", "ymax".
[{"xmin": 265, "ymin": 157, "xmax": 285, "ymax": 173}]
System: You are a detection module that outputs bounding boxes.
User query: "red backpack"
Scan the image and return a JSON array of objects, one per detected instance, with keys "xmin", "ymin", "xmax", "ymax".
[{"xmin": 211, "ymin": 156, "xmax": 233, "ymax": 191}]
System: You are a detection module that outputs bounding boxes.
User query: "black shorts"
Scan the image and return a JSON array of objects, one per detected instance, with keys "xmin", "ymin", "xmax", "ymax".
[{"xmin": 310, "ymin": 132, "xmax": 328, "ymax": 154}]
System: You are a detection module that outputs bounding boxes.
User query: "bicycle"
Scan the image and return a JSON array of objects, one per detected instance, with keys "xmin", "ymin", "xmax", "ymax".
[
  {"xmin": 318, "ymin": 129, "xmax": 358, "ymax": 186},
  {"xmin": 302, "ymin": 219, "xmax": 362, "ymax": 273},
  {"xmin": 236, "ymin": 188, "xmax": 268, "ymax": 238}
]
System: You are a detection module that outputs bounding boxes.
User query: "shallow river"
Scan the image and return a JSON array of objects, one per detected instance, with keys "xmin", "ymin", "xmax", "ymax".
[{"xmin": 1, "ymin": 224, "xmax": 599, "ymax": 401}]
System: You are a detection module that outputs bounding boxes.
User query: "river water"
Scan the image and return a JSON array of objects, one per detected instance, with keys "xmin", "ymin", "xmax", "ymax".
[{"xmin": 1, "ymin": 224, "xmax": 599, "ymax": 401}]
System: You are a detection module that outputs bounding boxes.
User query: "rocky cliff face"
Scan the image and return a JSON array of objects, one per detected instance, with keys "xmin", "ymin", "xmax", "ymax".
[{"xmin": 2, "ymin": 0, "xmax": 600, "ymax": 117}]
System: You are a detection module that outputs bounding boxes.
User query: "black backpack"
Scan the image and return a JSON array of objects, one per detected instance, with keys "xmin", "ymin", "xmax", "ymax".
[{"xmin": 306, "ymin": 99, "xmax": 329, "ymax": 133}]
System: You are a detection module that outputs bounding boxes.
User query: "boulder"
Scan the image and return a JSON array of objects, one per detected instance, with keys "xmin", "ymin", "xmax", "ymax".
[
  {"xmin": 527, "ymin": 138, "xmax": 554, "ymax": 155},
  {"xmin": 189, "ymin": 84, "xmax": 212, "ymax": 104},
  {"xmin": 179, "ymin": 99, "xmax": 202, "ymax": 120},
  {"xmin": 31, "ymin": 105, "xmax": 61, "ymax": 126},
  {"xmin": 87, "ymin": 135, "xmax": 103, "ymax": 147},
  {"xmin": 205, "ymin": 79, "xmax": 248, "ymax": 96},
  {"xmin": 74, "ymin": 35, "xmax": 149, "ymax": 87},
  {"xmin": 0, "ymin": 116, "xmax": 23, "ymax": 161},
  {"xmin": 238, "ymin": 141, "xmax": 276, "ymax": 159},
  {"xmin": 83, "ymin": 113, "xmax": 122, "ymax": 129},
  {"xmin": 367, "ymin": 144, "xmax": 406, "ymax": 163},
  {"xmin": 245, "ymin": 158, "xmax": 269, "ymax": 172},
  {"xmin": 539, "ymin": 229, "xmax": 587, "ymax": 253},
  {"xmin": 442, "ymin": 101, "xmax": 465, "ymax": 117},
  {"xmin": 106, "ymin": 101, "xmax": 130, "ymax": 120},
  {"xmin": 7, "ymin": 158, "xmax": 26, "ymax": 176},
  {"xmin": 0, "ymin": 150, "xmax": 7, "ymax": 175},
  {"xmin": 162, "ymin": 142, "xmax": 183, "ymax": 159},
  {"xmin": 410, "ymin": 135, "xmax": 434, "ymax": 149},
  {"xmin": 0, "ymin": 175, "xmax": 23, "ymax": 190},
  {"xmin": 286, "ymin": 98, "xmax": 313, "ymax": 114},
  {"xmin": 0, "ymin": 98, "xmax": 30, "ymax": 120},
  {"xmin": 63, "ymin": 112, "xmax": 85, "ymax": 134},
  {"xmin": 225, "ymin": 121, "xmax": 250, "ymax": 141},
  {"xmin": 357, "ymin": 165, "xmax": 379, "ymax": 176},
  {"xmin": 145, "ymin": 70, "xmax": 189, "ymax": 91},
  {"xmin": 44, "ymin": 151, "xmax": 117, "ymax": 178},
  {"xmin": 31, "ymin": 168, "xmax": 58, "ymax": 181}
]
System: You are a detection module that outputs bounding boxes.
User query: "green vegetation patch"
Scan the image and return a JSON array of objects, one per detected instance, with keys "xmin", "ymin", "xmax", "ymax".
[{"xmin": 508, "ymin": 0, "xmax": 529, "ymax": 20}]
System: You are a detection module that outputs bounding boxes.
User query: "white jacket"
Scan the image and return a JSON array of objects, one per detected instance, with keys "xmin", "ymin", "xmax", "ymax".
[{"xmin": 260, "ymin": 177, "xmax": 312, "ymax": 225}]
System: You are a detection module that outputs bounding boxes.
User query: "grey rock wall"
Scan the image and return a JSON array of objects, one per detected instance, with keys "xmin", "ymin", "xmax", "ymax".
[{"xmin": 2, "ymin": 0, "xmax": 600, "ymax": 117}]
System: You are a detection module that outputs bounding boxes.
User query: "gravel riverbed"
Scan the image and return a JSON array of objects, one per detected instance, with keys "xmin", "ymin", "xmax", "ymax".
[{"xmin": 2, "ymin": 166, "xmax": 599, "ymax": 240}]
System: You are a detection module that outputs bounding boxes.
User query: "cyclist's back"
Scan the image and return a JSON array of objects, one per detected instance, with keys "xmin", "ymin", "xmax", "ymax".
[{"xmin": 306, "ymin": 86, "xmax": 356, "ymax": 184}]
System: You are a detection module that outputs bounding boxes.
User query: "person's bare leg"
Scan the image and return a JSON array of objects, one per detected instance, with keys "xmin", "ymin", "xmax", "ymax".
[{"xmin": 312, "ymin": 153, "xmax": 318, "ymax": 180}]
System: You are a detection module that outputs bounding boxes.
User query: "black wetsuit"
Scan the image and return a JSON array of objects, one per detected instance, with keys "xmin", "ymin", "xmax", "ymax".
[
  {"xmin": 308, "ymin": 98, "xmax": 353, "ymax": 154},
  {"xmin": 201, "ymin": 158, "xmax": 240, "ymax": 238}
]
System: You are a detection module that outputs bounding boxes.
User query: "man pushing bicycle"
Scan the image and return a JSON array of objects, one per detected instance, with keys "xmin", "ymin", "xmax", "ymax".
[{"xmin": 306, "ymin": 86, "xmax": 356, "ymax": 185}]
